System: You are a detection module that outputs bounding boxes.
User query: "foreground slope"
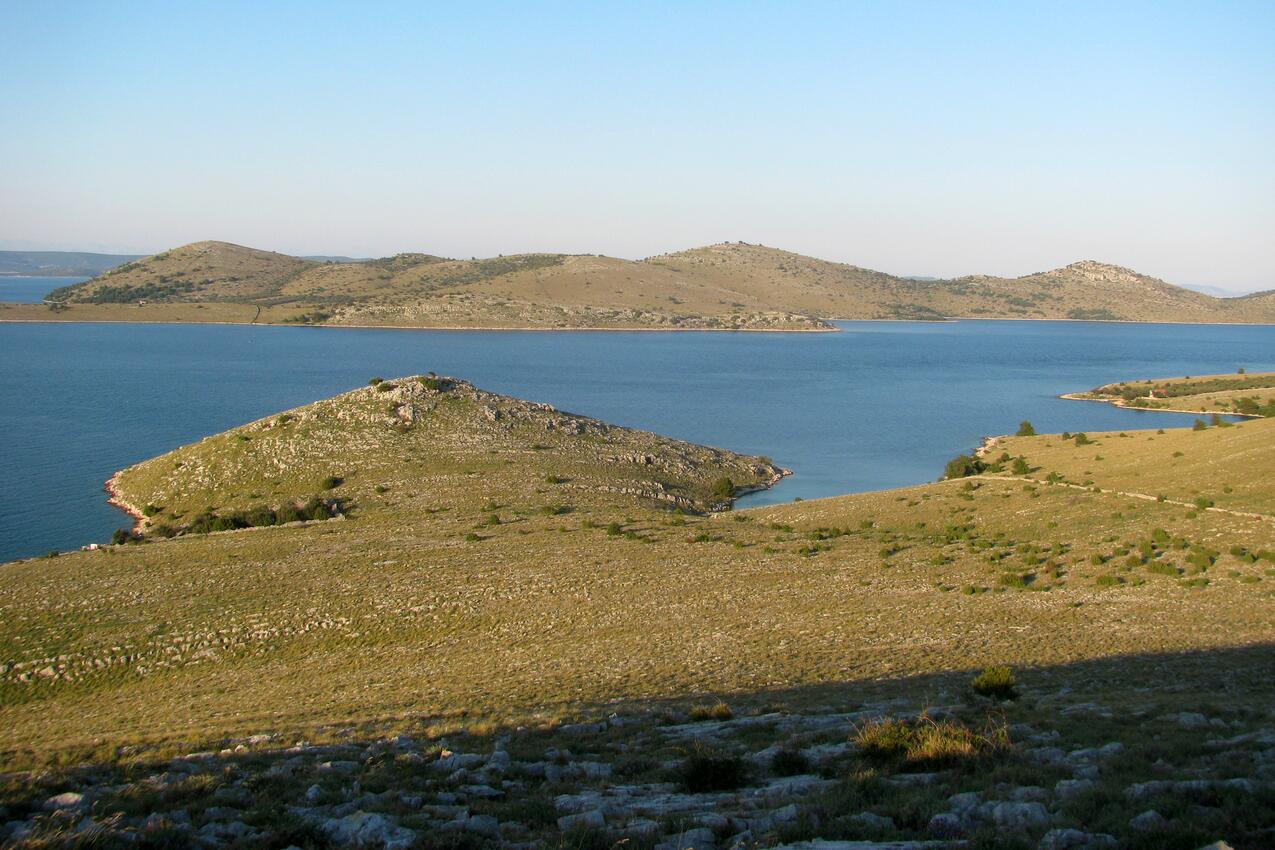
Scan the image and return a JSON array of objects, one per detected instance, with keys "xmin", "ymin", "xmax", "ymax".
[
  {"xmin": 7, "ymin": 239, "xmax": 1273, "ymax": 329},
  {"xmin": 2, "ymin": 380, "xmax": 1274, "ymax": 847}
]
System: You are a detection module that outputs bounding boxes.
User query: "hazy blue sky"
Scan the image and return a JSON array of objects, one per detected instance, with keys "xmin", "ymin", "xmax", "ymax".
[{"xmin": 2, "ymin": 1, "xmax": 1272, "ymax": 290}]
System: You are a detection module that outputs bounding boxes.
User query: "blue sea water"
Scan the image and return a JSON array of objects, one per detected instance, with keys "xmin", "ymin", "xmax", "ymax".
[
  {"xmin": 1, "ymin": 319, "xmax": 1272, "ymax": 563},
  {"xmin": 0, "ymin": 275, "xmax": 88, "ymax": 303}
]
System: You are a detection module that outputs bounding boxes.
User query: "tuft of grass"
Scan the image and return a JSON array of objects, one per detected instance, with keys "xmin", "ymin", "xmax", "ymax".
[
  {"xmin": 853, "ymin": 714, "xmax": 1013, "ymax": 770},
  {"xmin": 688, "ymin": 700, "xmax": 733, "ymax": 721}
]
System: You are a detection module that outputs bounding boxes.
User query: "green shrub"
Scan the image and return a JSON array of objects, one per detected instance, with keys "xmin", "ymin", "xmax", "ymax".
[
  {"xmin": 1015, "ymin": 421, "xmax": 1036, "ymax": 437},
  {"xmin": 368, "ymin": 377, "xmax": 383, "ymax": 385},
  {"xmin": 1073, "ymin": 433, "xmax": 1091, "ymax": 445},
  {"xmin": 111, "ymin": 528, "xmax": 131, "ymax": 545},
  {"xmin": 971, "ymin": 665, "xmax": 1018, "ymax": 700},
  {"xmin": 320, "ymin": 475, "xmax": 343, "ymax": 490},
  {"xmin": 943, "ymin": 454, "xmax": 986, "ymax": 480},
  {"xmin": 711, "ymin": 476, "xmax": 735, "ymax": 500},
  {"xmin": 1010, "ymin": 457, "xmax": 1030, "ymax": 475}
]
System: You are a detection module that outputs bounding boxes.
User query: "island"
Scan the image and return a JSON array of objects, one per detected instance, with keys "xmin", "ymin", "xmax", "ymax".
[{"xmin": 3, "ymin": 240, "xmax": 1274, "ymax": 331}]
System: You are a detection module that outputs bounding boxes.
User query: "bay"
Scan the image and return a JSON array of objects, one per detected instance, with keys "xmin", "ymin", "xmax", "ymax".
[{"xmin": 1, "ymin": 319, "xmax": 1271, "ymax": 563}]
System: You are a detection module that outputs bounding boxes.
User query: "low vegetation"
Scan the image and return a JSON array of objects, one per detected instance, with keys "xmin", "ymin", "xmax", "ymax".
[{"xmin": 2, "ymin": 373, "xmax": 1274, "ymax": 847}]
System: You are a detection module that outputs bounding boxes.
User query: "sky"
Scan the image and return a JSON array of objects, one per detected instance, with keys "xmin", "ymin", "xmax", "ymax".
[{"xmin": 1, "ymin": 1, "xmax": 1272, "ymax": 291}]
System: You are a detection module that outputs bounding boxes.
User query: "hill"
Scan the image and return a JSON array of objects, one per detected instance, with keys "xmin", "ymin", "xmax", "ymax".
[
  {"xmin": 7, "ymin": 239, "xmax": 1272, "ymax": 330},
  {"xmin": 1, "ymin": 377, "xmax": 1273, "ymax": 847},
  {"xmin": 0, "ymin": 250, "xmax": 143, "ymax": 277}
]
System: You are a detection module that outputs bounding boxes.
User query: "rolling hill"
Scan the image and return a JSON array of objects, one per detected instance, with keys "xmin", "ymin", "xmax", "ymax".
[{"xmin": 7, "ymin": 239, "xmax": 1273, "ymax": 329}]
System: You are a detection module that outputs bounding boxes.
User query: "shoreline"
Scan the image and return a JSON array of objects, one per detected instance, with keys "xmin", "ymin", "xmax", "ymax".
[
  {"xmin": 0, "ymin": 316, "xmax": 838, "ymax": 333},
  {"xmin": 104, "ymin": 471, "xmax": 145, "ymax": 534},
  {"xmin": 1058, "ymin": 391, "xmax": 1263, "ymax": 419},
  {"xmin": 7, "ymin": 313, "xmax": 1275, "ymax": 331}
]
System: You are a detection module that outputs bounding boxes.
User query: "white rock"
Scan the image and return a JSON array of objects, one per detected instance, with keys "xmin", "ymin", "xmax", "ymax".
[
  {"xmin": 321, "ymin": 812, "xmax": 415, "ymax": 850},
  {"xmin": 556, "ymin": 809, "xmax": 606, "ymax": 831}
]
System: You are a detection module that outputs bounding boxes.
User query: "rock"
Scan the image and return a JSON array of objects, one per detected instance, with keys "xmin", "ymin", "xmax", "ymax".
[
  {"xmin": 303, "ymin": 784, "xmax": 323, "ymax": 803},
  {"xmin": 1129, "ymin": 810, "xmax": 1167, "ymax": 831},
  {"xmin": 43, "ymin": 792, "xmax": 86, "ymax": 810},
  {"xmin": 1054, "ymin": 779, "xmax": 1096, "ymax": 801},
  {"xmin": 318, "ymin": 760, "xmax": 359, "ymax": 774},
  {"xmin": 695, "ymin": 812, "xmax": 731, "ymax": 830},
  {"xmin": 1038, "ymin": 828, "xmax": 1118, "ymax": 849},
  {"xmin": 771, "ymin": 803, "xmax": 800, "ymax": 823},
  {"xmin": 769, "ymin": 842, "xmax": 967, "ymax": 850},
  {"xmin": 197, "ymin": 821, "xmax": 258, "ymax": 844},
  {"xmin": 655, "ymin": 826, "xmax": 716, "ymax": 850},
  {"xmin": 928, "ymin": 812, "xmax": 966, "ymax": 837},
  {"xmin": 557, "ymin": 809, "xmax": 606, "ymax": 831},
  {"xmin": 486, "ymin": 750, "xmax": 512, "ymax": 771},
  {"xmin": 1011, "ymin": 786, "xmax": 1049, "ymax": 802},
  {"xmin": 756, "ymin": 774, "xmax": 836, "ymax": 798},
  {"xmin": 1192, "ymin": 843, "xmax": 1235, "ymax": 850},
  {"xmin": 979, "ymin": 800, "xmax": 1051, "ymax": 831},
  {"xmin": 459, "ymin": 784, "xmax": 504, "ymax": 799},
  {"xmin": 947, "ymin": 791, "xmax": 981, "ymax": 812},
  {"xmin": 463, "ymin": 814, "xmax": 501, "ymax": 838},
  {"xmin": 849, "ymin": 812, "xmax": 895, "ymax": 830},
  {"xmin": 322, "ymin": 812, "xmax": 416, "ymax": 849}
]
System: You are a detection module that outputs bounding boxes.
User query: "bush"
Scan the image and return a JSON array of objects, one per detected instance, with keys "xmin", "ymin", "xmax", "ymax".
[
  {"xmin": 1015, "ymin": 421, "xmax": 1036, "ymax": 437},
  {"xmin": 854, "ymin": 715, "xmax": 1012, "ymax": 769},
  {"xmin": 711, "ymin": 476, "xmax": 735, "ymax": 500},
  {"xmin": 971, "ymin": 666, "xmax": 1018, "ymax": 700},
  {"xmin": 320, "ymin": 475, "xmax": 343, "ymax": 490},
  {"xmin": 943, "ymin": 454, "xmax": 986, "ymax": 480},
  {"xmin": 680, "ymin": 742, "xmax": 747, "ymax": 792},
  {"xmin": 770, "ymin": 747, "xmax": 811, "ymax": 776},
  {"xmin": 111, "ymin": 528, "xmax": 131, "ymax": 545},
  {"xmin": 1073, "ymin": 433, "xmax": 1091, "ymax": 445},
  {"xmin": 1193, "ymin": 419, "xmax": 1207, "ymax": 431},
  {"xmin": 1010, "ymin": 457, "xmax": 1030, "ymax": 475},
  {"xmin": 368, "ymin": 377, "xmax": 383, "ymax": 385},
  {"xmin": 688, "ymin": 701, "xmax": 732, "ymax": 721}
]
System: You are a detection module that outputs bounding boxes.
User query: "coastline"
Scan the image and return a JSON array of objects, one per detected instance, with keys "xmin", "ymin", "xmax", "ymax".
[
  {"xmin": 7, "ymin": 313, "xmax": 1275, "ymax": 331},
  {"xmin": 104, "ymin": 470, "xmax": 145, "ymax": 534},
  {"xmin": 1058, "ymin": 391, "xmax": 1263, "ymax": 419},
  {"xmin": 0, "ymin": 317, "xmax": 838, "ymax": 333}
]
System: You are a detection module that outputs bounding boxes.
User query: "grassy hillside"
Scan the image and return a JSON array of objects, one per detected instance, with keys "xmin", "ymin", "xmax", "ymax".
[
  {"xmin": 11, "ymin": 239, "xmax": 1273, "ymax": 330},
  {"xmin": 2, "ymin": 379, "xmax": 1274, "ymax": 847}
]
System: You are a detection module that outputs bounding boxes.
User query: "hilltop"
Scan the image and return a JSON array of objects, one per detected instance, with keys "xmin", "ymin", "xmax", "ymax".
[
  {"xmin": 3, "ymin": 239, "xmax": 1271, "ymax": 330},
  {"xmin": 2, "ymin": 376, "xmax": 1274, "ymax": 847}
]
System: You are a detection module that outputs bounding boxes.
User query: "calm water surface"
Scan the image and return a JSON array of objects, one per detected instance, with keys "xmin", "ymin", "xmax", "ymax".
[
  {"xmin": 1, "ymin": 320, "xmax": 1272, "ymax": 562},
  {"xmin": 0, "ymin": 275, "xmax": 87, "ymax": 303}
]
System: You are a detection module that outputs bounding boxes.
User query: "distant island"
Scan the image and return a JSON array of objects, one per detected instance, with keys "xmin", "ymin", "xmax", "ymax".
[
  {"xmin": 1, "ymin": 239, "xmax": 1273, "ymax": 329},
  {"xmin": 0, "ymin": 249, "xmax": 144, "ymax": 277}
]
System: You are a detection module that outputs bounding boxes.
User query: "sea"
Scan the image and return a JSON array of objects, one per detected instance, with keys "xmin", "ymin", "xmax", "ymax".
[{"xmin": 1, "ymin": 318, "xmax": 1271, "ymax": 563}]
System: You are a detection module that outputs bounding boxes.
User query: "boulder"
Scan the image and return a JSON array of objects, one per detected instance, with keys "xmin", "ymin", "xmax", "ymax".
[{"xmin": 321, "ymin": 812, "xmax": 415, "ymax": 850}]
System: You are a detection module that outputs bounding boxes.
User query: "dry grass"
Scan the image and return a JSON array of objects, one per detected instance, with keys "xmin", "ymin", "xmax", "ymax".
[{"xmin": 2, "ymin": 377, "xmax": 1275, "ymax": 768}]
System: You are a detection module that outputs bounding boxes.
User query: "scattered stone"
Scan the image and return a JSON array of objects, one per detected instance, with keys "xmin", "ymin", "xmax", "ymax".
[
  {"xmin": 321, "ymin": 812, "xmax": 415, "ymax": 850},
  {"xmin": 1129, "ymin": 809, "xmax": 1167, "ymax": 831},
  {"xmin": 556, "ymin": 809, "xmax": 606, "ymax": 831},
  {"xmin": 43, "ymin": 792, "xmax": 86, "ymax": 810},
  {"xmin": 655, "ymin": 826, "xmax": 716, "ymax": 850},
  {"xmin": 1038, "ymin": 828, "xmax": 1118, "ymax": 849}
]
